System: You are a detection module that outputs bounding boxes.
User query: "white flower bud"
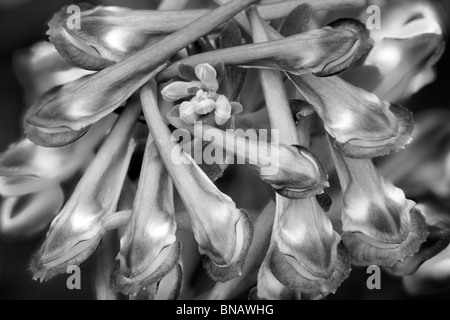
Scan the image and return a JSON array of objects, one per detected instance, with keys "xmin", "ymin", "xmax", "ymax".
[
  {"xmin": 195, "ymin": 63, "xmax": 219, "ymax": 92},
  {"xmin": 179, "ymin": 101, "xmax": 199, "ymax": 124},
  {"xmin": 161, "ymin": 81, "xmax": 203, "ymax": 102},
  {"xmin": 195, "ymin": 99, "xmax": 216, "ymax": 115},
  {"xmin": 214, "ymin": 95, "xmax": 232, "ymax": 125}
]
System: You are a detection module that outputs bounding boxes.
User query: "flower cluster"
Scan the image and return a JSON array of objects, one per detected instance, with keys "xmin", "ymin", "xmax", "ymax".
[{"xmin": 1, "ymin": 0, "xmax": 449, "ymax": 300}]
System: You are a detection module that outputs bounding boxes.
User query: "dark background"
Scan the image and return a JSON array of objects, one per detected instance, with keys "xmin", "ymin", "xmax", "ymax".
[{"xmin": 0, "ymin": 0, "xmax": 449, "ymax": 300}]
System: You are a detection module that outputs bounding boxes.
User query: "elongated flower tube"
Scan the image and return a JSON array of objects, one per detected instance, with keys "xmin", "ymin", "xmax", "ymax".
[
  {"xmin": 26, "ymin": 0, "xmax": 262, "ymax": 147},
  {"xmin": 111, "ymin": 140, "xmax": 182, "ymax": 298},
  {"xmin": 140, "ymin": 81, "xmax": 252, "ymax": 282},
  {"xmin": 248, "ymin": 7, "xmax": 350, "ymax": 299},
  {"xmin": 329, "ymin": 141, "xmax": 429, "ymax": 267},
  {"xmin": 287, "ymin": 73, "xmax": 414, "ymax": 159},
  {"xmin": 0, "ymin": 186, "xmax": 64, "ymax": 240},
  {"xmin": 361, "ymin": 1, "xmax": 445, "ymax": 102},
  {"xmin": 158, "ymin": 18, "xmax": 373, "ymax": 82},
  {"xmin": 242, "ymin": 16, "xmax": 414, "ymax": 160},
  {"xmin": 49, "ymin": 0, "xmax": 366, "ymax": 70},
  {"xmin": 13, "ymin": 41, "xmax": 94, "ymax": 105},
  {"xmin": 0, "ymin": 114, "xmax": 115, "ymax": 197},
  {"xmin": 175, "ymin": 122, "xmax": 329, "ymax": 199},
  {"xmin": 30, "ymin": 102, "xmax": 139, "ymax": 281}
]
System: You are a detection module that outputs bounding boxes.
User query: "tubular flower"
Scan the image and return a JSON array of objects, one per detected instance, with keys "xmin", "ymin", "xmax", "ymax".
[
  {"xmin": 25, "ymin": 0, "xmax": 263, "ymax": 147},
  {"xmin": 0, "ymin": 116, "xmax": 114, "ymax": 239},
  {"xmin": 248, "ymin": 7, "xmax": 350, "ymax": 299},
  {"xmin": 361, "ymin": 0, "xmax": 445, "ymax": 102},
  {"xmin": 232, "ymin": 8, "xmax": 413, "ymax": 160},
  {"xmin": 288, "ymin": 74, "xmax": 414, "ymax": 159},
  {"xmin": 111, "ymin": 140, "xmax": 182, "ymax": 299},
  {"xmin": 180, "ymin": 122, "xmax": 329, "ymax": 199},
  {"xmin": 30, "ymin": 102, "xmax": 140, "ymax": 281},
  {"xmin": 386, "ymin": 203, "xmax": 450, "ymax": 277},
  {"xmin": 329, "ymin": 142, "xmax": 429, "ymax": 267},
  {"xmin": 48, "ymin": 0, "xmax": 366, "ymax": 70},
  {"xmin": 157, "ymin": 18, "xmax": 373, "ymax": 81},
  {"xmin": 141, "ymin": 81, "xmax": 253, "ymax": 282},
  {"xmin": 13, "ymin": 41, "xmax": 94, "ymax": 105}
]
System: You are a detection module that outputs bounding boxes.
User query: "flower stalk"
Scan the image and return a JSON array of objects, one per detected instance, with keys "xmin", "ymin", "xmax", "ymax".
[
  {"xmin": 248, "ymin": 7, "xmax": 350, "ymax": 299},
  {"xmin": 30, "ymin": 101, "xmax": 140, "ymax": 281},
  {"xmin": 140, "ymin": 81, "xmax": 253, "ymax": 282},
  {"xmin": 157, "ymin": 19, "xmax": 372, "ymax": 81},
  {"xmin": 49, "ymin": 0, "xmax": 366, "ymax": 70},
  {"xmin": 26, "ymin": 0, "xmax": 262, "ymax": 147}
]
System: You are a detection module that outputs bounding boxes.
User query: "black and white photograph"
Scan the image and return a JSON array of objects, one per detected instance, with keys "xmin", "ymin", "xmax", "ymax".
[{"xmin": 0, "ymin": 0, "xmax": 449, "ymax": 303}]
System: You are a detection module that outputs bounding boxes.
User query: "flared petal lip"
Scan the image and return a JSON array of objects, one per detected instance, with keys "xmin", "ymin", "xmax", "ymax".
[
  {"xmin": 314, "ymin": 18, "xmax": 374, "ymax": 77},
  {"xmin": 333, "ymin": 103, "xmax": 414, "ymax": 159},
  {"xmin": 111, "ymin": 241, "xmax": 182, "ymax": 295},
  {"xmin": 201, "ymin": 209, "xmax": 253, "ymax": 283},
  {"xmin": 47, "ymin": 3, "xmax": 115, "ymax": 70},
  {"xmin": 273, "ymin": 145, "xmax": 329, "ymax": 199},
  {"xmin": 30, "ymin": 233, "xmax": 103, "ymax": 282},
  {"xmin": 269, "ymin": 241, "xmax": 351, "ymax": 297},
  {"xmin": 342, "ymin": 207, "xmax": 429, "ymax": 267}
]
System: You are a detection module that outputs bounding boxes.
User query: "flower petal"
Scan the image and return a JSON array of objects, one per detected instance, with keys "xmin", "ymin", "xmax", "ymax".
[
  {"xmin": 0, "ymin": 185, "xmax": 64, "ymax": 240},
  {"xmin": 13, "ymin": 41, "xmax": 94, "ymax": 105},
  {"xmin": 289, "ymin": 74, "xmax": 414, "ymax": 159},
  {"xmin": 30, "ymin": 102, "xmax": 140, "ymax": 281},
  {"xmin": 25, "ymin": 66, "xmax": 164, "ymax": 147},
  {"xmin": 47, "ymin": 4, "xmax": 165, "ymax": 70},
  {"xmin": 111, "ymin": 140, "xmax": 181, "ymax": 296},
  {"xmin": 141, "ymin": 81, "xmax": 253, "ymax": 282},
  {"xmin": 157, "ymin": 19, "xmax": 373, "ymax": 82},
  {"xmin": 270, "ymin": 198, "xmax": 351, "ymax": 297},
  {"xmin": 330, "ymin": 142, "xmax": 429, "ymax": 267},
  {"xmin": 385, "ymin": 203, "xmax": 450, "ymax": 276}
]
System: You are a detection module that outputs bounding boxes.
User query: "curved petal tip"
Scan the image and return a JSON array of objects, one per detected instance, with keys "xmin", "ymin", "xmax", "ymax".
[
  {"xmin": 334, "ymin": 103, "xmax": 414, "ymax": 159},
  {"xmin": 30, "ymin": 234, "xmax": 103, "ymax": 282},
  {"xmin": 269, "ymin": 242, "xmax": 351, "ymax": 297},
  {"xmin": 314, "ymin": 18, "xmax": 374, "ymax": 77},
  {"xmin": 202, "ymin": 209, "xmax": 253, "ymax": 282},
  {"xmin": 111, "ymin": 241, "xmax": 182, "ymax": 296},
  {"xmin": 342, "ymin": 207, "xmax": 428, "ymax": 267}
]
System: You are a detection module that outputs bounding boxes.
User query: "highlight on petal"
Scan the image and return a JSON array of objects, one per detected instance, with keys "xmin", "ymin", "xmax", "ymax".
[
  {"xmin": 13, "ymin": 41, "xmax": 94, "ymax": 104},
  {"xmin": 27, "ymin": 0, "xmax": 264, "ymax": 147},
  {"xmin": 157, "ymin": 19, "xmax": 373, "ymax": 82},
  {"xmin": 330, "ymin": 142, "xmax": 429, "ymax": 267},
  {"xmin": 0, "ymin": 138, "xmax": 87, "ymax": 197},
  {"xmin": 0, "ymin": 185, "xmax": 63, "ymax": 240},
  {"xmin": 270, "ymin": 198, "xmax": 351, "ymax": 297},
  {"xmin": 161, "ymin": 81, "xmax": 204, "ymax": 102},
  {"xmin": 385, "ymin": 203, "xmax": 450, "ymax": 277},
  {"xmin": 288, "ymin": 74, "xmax": 414, "ymax": 159},
  {"xmin": 141, "ymin": 81, "xmax": 253, "ymax": 282},
  {"xmin": 47, "ymin": 4, "xmax": 165, "ymax": 70},
  {"xmin": 30, "ymin": 102, "xmax": 140, "ymax": 281},
  {"xmin": 187, "ymin": 123, "xmax": 329, "ymax": 199},
  {"xmin": 361, "ymin": 0, "xmax": 445, "ymax": 102},
  {"xmin": 111, "ymin": 140, "xmax": 182, "ymax": 298},
  {"xmin": 25, "ymin": 65, "xmax": 163, "ymax": 147}
]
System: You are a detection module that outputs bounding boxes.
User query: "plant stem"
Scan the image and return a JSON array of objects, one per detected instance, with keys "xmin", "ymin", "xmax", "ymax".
[{"xmin": 247, "ymin": 6, "xmax": 298, "ymax": 145}]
